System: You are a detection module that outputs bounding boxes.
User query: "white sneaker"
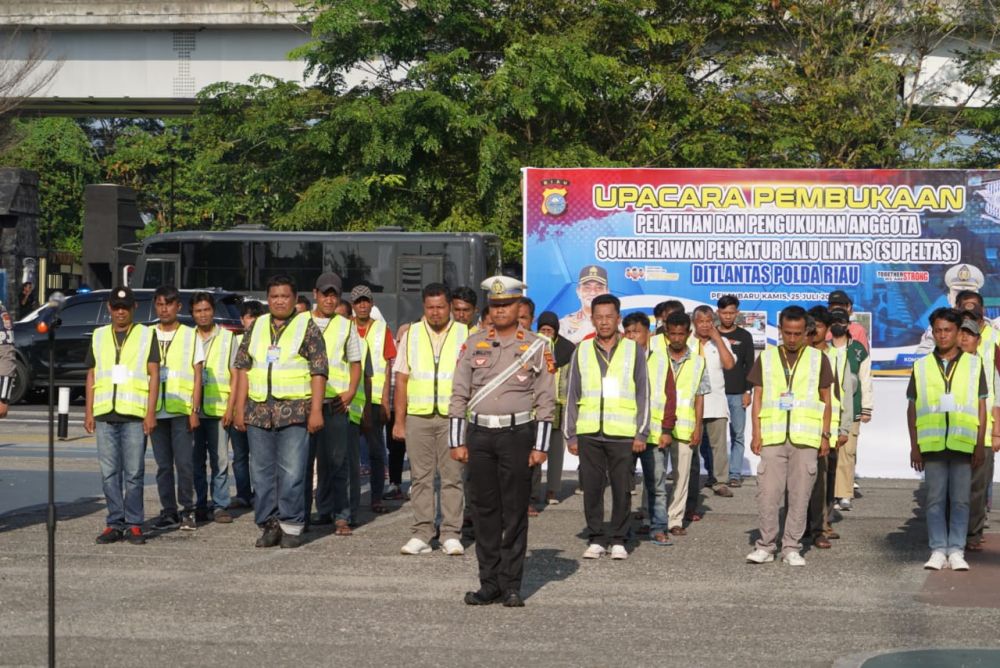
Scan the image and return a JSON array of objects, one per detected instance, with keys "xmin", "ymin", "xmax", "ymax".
[
  {"xmin": 782, "ymin": 551, "xmax": 806, "ymax": 567},
  {"xmin": 948, "ymin": 552, "xmax": 970, "ymax": 571},
  {"xmin": 610, "ymin": 545, "xmax": 628, "ymax": 560},
  {"xmin": 839, "ymin": 498, "xmax": 852, "ymax": 511},
  {"xmin": 400, "ymin": 537, "xmax": 432, "ymax": 555},
  {"xmin": 924, "ymin": 551, "xmax": 948, "ymax": 570},
  {"xmin": 441, "ymin": 538, "xmax": 464, "ymax": 556},
  {"xmin": 746, "ymin": 549, "xmax": 775, "ymax": 564},
  {"xmin": 582, "ymin": 544, "xmax": 606, "ymax": 559}
]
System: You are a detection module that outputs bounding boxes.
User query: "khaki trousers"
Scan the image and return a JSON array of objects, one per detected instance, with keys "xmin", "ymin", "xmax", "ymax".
[
  {"xmin": 834, "ymin": 420, "xmax": 860, "ymax": 499},
  {"xmin": 755, "ymin": 440, "xmax": 818, "ymax": 555},
  {"xmin": 703, "ymin": 417, "xmax": 729, "ymax": 488},
  {"xmin": 667, "ymin": 439, "xmax": 695, "ymax": 529},
  {"xmin": 406, "ymin": 415, "xmax": 464, "ymax": 542}
]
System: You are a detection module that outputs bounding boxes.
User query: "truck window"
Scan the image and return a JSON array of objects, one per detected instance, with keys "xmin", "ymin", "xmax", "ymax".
[
  {"xmin": 181, "ymin": 241, "xmax": 249, "ymax": 291},
  {"xmin": 251, "ymin": 241, "xmax": 323, "ymax": 292}
]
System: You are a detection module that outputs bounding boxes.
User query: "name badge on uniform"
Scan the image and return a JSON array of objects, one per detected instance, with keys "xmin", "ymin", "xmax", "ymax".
[
  {"xmin": 779, "ymin": 392, "xmax": 795, "ymax": 410},
  {"xmin": 938, "ymin": 393, "xmax": 957, "ymax": 412},
  {"xmin": 602, "ymin": 377, "xmax": 620, "ymax": 398},
  {"xmin": 266, "ymin": 346, "xmax": 281, "ymax": 364},
  {"xmin": 111, "ymin": 364, "xmax": 128, "ymax": 385}
]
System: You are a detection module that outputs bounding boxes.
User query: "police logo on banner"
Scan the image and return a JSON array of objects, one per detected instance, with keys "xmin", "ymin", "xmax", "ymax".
[{"xmin": 541, "ymin": 178, "xmax": 569, "ymax": 216}]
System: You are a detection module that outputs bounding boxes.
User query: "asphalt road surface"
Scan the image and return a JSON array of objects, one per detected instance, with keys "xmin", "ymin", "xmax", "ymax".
[{"xmin": 1, "ymin": 408, "xmax": 999, "ymax": 667}]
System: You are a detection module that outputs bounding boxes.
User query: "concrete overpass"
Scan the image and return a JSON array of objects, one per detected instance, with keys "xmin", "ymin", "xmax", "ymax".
[{"xmin": 0, "ymin": 1, "xmax": 316, "ymax": 115}]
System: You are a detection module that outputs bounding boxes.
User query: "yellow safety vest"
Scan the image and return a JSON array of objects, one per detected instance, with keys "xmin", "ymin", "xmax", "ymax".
[
  {"xmin": 360, "ymin": 319, "xmax": 387, "ymax": 405},
  {"xmin": 759, "ymin": 346, "xmax": 826, "ymax": 448},
  {"xmin": 576, "ymin": 337, "xmax": 639, "ymax": 438},
  {"xmin": 671, "ymin": 351, "xmax": 706, "ymax": 442},
  {"xmin": 824, "ymin": 345, "xmax": 847, "ymax": 438},
  {"xmin": 157, "ymin": 325, "xmax": 198, "ymax": 415},
  {"xmin": 247, "ymin": 314, "xmax": 312, "ymax": 402},
  {"xmin": 406, "ymin": 320, "xmax": 468, "ymax": 416},
  {"xmin": 201, "ymin": 327, "xmax": 235, "ymax": 418},
  {"xmin": 647, "ymin": 334, "xmax": 669, "ymax": 445},
  {"xmin": 92, "ymin": 324, "xmax": 153, "ymax": 418},
  {"xmin": 978, "ymin": 330, "xmax": 996, "ymax": 435},
  {"xmin": 913, "ymin": 352, "xmax": 981, "ymax": 454},
  {"xmin": 315, "ymin": 313, "xmax": 352, "ymax": 397},
  {"xmin": 349, "ymin": 337, "xmax": 370, "ymax": 425}
]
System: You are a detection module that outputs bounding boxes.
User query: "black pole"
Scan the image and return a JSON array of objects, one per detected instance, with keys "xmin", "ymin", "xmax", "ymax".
[{"xmin": 47, "ymin": 320, "xmax": 57, "ymax": 667}]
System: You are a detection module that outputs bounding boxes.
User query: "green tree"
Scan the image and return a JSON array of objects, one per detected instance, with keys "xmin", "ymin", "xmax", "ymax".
[{"xmin": 0, "ymin": 118, "xmax": 100, "ymax": 254}]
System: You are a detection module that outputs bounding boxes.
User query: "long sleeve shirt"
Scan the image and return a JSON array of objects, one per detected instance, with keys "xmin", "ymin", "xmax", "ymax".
[{"xmin": 563, "ymin": 335, "xmax": 650, "ymax": 443}]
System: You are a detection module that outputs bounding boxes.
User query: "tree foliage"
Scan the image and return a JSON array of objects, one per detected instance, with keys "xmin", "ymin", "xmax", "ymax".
[{"xmin": 5, "ymin": 1, "xmax": 1000, "ymax": 260}]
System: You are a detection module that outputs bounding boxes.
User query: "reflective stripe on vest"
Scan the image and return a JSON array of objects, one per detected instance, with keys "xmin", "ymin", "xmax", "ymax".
[
  {"xmin": 92, "ymin": 324, "xmax": 153, "ymax": 418},
  {"xmin": 979, "ymin": 331, "xmax": 996, "ymax": 435},
  {"xmin": 759, "ymin": 346, "xmax": 825, "ymax": 448},
  {"xmin": 647, "ymin": 335, "xmax": 669, "ymax": 444},
  {"xmin": 361, "ymin": 319, "xmax": 387, "ymax": 405},
  {"xmin": 315, "ymin": 314, "xmax": 352, "ymax": 397},
  {"xmin": 157, "ymin": 325, "xmax": 198, "ymax": 415},
  {"xmin": 671, "ymin": 352, "xmax": 706, "ymax": 442},
  {"xmin": 406, "ymin": 320, "xmax": 468, "ymax": 416},
  {"xmin": 349, "ymin": 338, "xmax": 370, "ymax": 425},
  {"xmin": 247, "ymin": 314, "xmax": 311, "ymax": 401},
  {"xmin": 202, "ymin": 327, "xmax": 235, "ymax": 418},
  {"xmin": 914, "ymin": 352, "xmax": 981, "ymax": 454},
  {"xmin": 576, "ymin": 337, "xmax": 639, "ymax": 438}
]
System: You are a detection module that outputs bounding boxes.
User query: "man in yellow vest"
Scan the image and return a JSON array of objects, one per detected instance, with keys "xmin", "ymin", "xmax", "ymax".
[
  {"xmin": 805, "ymin": 306, "xmax": 852, "ymax": 550},
  {"xmin": 449, "ymin": 275, "xmax": 555, "ymax": 607},
  {"xmin": 954, "ymin": 292, "xmax": 999, "ymax": 554},
  {"xmin": 149, "ymin": 285, "xmax": 204, "ymax": 533},
  {"xmin": 908, "ymin": 307, "xmax": 987, "ymax": 571},
  {"xmin": 306, "ymin": 273, "xmax": 362, "ymax": 536},
  {"xmin": 746, "ymin": 305, "xmax": 833, "ymax": 567},
  {"xmin": 234, "ymin": 275, "xmax": 328, "ymax": 549},
  {"xmin": 392, "ymin": 283, "xmax": 469, "ymax": 555},
  {"xmin": 84, "ymin": 287, "xmax": 159, "ymax": 545},
  {"xmin": 351, "ymin": 284, "xmax": 394, "ymax": 514},
  {"xmin": 191, "ymin": 292, "xmax": 237, "ymax": 524},
  {"xmin": 565, "ymin": 293, "xmax": 650, "ymax": 560}
]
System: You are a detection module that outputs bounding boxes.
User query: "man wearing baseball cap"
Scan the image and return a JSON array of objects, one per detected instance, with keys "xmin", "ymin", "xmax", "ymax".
[
  {"xmin": 827, "ymin": 291, "xmax": 869, "ymax": 352},
  {"xmin": 559, "ymin": 265, "xmax": 608, "ymax": 344}
]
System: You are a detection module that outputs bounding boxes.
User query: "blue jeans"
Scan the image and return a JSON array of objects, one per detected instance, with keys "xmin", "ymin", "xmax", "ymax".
[
  {"xmin": 95, "ymin": 421, "xmax": 147, "ymax": 529},
  {"xmin": 229, "ymin": 425, "xmax": 253, "ymax": 504},
  {"xmin": 924, "ymin": 454, "xmax": 972, "ymax": 554},
  {"xmin": 638, "ymin": 444, "xmax": 668, "ymax": 533},
  {"xmin": 727, "ymin": 394, "xmax": 747, "ymax": 480},
  {"xmin": 193, "ymin": 417, "xmax": 231, "ymax": 511},
  {"xmin": 307, "ymin": 405, "xmax": 349, "ymax": 519},
  {"xmin": 150, "ymin": 416, "xmax": 195, "ymax": 515},
  {"xmin": 247, "ymin": 424, "xmax": 309, "ymax": 533}
]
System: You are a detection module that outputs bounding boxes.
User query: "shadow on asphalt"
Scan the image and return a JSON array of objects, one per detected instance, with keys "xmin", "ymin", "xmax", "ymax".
[
  {"xmin": 0, "ymin": 497, "xmax": 105, "ymax": 534},
  {"xmin": 522, "ymin": 548, "xmax": 580, "ymax": 600},
  {"xmin": 883, "ymin": 483, "xmax": 928, "ymax": 561}
]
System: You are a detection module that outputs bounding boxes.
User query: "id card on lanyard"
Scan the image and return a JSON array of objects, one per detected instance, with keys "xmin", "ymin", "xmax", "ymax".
[
  {"xmin": 936, "ymin": 356, "xmax": 959, "ymax": 413},
  {"xmin": 778, "ymin": 347, "xmax": 802, "ymax": 411}
]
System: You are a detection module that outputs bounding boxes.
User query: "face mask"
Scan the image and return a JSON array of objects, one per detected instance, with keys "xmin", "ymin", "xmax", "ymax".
[{"xmin": 830, "ymin": 324, "xmax": 848, "ymax": 337}]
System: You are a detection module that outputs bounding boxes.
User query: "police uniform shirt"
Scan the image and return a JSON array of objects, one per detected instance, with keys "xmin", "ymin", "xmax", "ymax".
[
  {"xmin": 559, "ymin": 310, "xmax": 595, "ymax": 345},
  {"xmin": 448, "ymin": 325, "xmax": 556, "ymax": 450}
]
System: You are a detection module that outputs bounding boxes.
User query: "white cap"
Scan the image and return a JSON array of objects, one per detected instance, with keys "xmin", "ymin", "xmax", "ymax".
[{"xmin": 944, "ymin": 264, "xmax": 985, "ymax": 290}]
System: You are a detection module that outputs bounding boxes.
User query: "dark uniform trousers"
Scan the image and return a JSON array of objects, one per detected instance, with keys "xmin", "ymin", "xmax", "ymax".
[
  {"xmin": 468, "ymin": 422, "xmax": 534, "ymax": 595},
  {"xmin": 579, "ymin": 435, "xmax": 634, "ymax": 546}
]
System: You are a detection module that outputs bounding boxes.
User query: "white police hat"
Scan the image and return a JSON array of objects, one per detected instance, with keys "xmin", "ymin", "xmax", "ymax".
[
  {"xmin": 481, "ymin": 275, "xmax": 527, "ymax": 302},
  {"xmin": 944, "ymin": 264, "xmax": 985, "ymax": 291}
]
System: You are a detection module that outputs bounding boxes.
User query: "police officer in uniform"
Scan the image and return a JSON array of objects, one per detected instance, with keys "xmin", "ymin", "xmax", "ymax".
[
  {"xmin": 0, "ymin": 300, "xmax": 14, "ymax": 417},
  {"xmin": 450, "ymin": 276, "xmax": 556, "ymax": 607},
  {"xmin": 559, "ymin": 265, "xmax": 608, "ymax": 344}
]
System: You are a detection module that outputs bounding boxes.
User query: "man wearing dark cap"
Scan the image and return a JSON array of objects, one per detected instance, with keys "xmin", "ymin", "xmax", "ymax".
[
  {"xmin": 560, "ymin": 265, "xmax": 609, "ymax": 344},
  {"xmin": 308, "ymin": 273, "xmax": 362, "ymax": 535},
  {"xmin": 827, "ymin": 290, "xmax": 869, "ymax": 351},
  {"xmin": 450, "ymin": 275, "xmax": 555, "ymax": 606},
  {"xmin": 84, "ymin": 287, "xmax": 160, "ymax": 545}
]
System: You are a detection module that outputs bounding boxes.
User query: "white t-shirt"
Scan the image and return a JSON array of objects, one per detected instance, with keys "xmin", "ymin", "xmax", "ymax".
[
  {"xmin": 155, "ymin": 325, "xmax": 206, "ymax": 419},
  {"xmin": 693, "ymin": 337, "xmax": 732, "ymax": 420}
]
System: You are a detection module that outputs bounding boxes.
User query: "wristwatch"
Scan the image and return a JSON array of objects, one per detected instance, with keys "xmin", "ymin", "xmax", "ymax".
[{"xmin": 821, "ymin": 431, "xmax": 831, "ymax": 440}]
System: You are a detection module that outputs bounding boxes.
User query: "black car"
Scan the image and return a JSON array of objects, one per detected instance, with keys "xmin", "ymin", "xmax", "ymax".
[{"xmin": 10, "ymin": 289, "xmax": 244, "ymax": 404}]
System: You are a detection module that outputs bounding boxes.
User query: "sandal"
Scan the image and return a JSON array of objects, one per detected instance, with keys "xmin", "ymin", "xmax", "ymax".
[
  {"xmin": 813, "ymin": 534, "xmax": 832, "ymax": 549},
  {"xmin": 527, "ymin": 506, "xmax": 539, "ymax": 517},
  {"xmin": 334, "ymin": 519, "xmax": 352, "ymax": 536},
  {"xmin": 824, "ymin": 530, "xmax": 841, "ymax": 540},
  {"xmin": 669, "ymin": 526, "xmax": 687, "ymax": 536},
  {"xmin": 651, "ymin": 532, "xmax": 673, "ymax": 546},
  {"xmin": 684, "ymin": 511, "xmax": 702, "ymax": 522},
  {"xmin": 371, "ymin": 503, "xmax": 389, "ymax": 514}
]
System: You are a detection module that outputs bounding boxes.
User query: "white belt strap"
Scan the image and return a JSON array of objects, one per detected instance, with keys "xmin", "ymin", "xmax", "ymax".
[{"xmin": 467, "ymin": 338, "xmax": 546, "ymax": 414}]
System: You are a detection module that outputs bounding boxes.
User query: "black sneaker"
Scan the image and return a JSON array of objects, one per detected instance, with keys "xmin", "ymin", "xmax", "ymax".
[
  {"xmin": 180, "ymin": 512, "xmax": 197, "ymax": 531},
  {"xmin": 256, "ymin": 518, "xmax": 282, "ymax": 548},
  {"xmin": 279, "ymin": 532, "xmax": 302, "ymax": 549},
  {"xmin": 195, "ymin": 508, "xmax": 214, "ymax": 523},
  {"xmin": 125, "ymin": 526, "xmax": 146, "ymax": 545},
  {"xmin": 152, "ymin": 513, "xmax": 180, "ymax": 531},
  {"xmin": 95, "ymin": 527, "xmax": 122, "ymax": 544}
]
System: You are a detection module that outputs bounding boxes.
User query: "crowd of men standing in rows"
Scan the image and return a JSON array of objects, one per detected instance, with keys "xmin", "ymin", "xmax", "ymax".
[{"xmin": 79, "ymin": 266, "xmax": 997, "ymax": 605}]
